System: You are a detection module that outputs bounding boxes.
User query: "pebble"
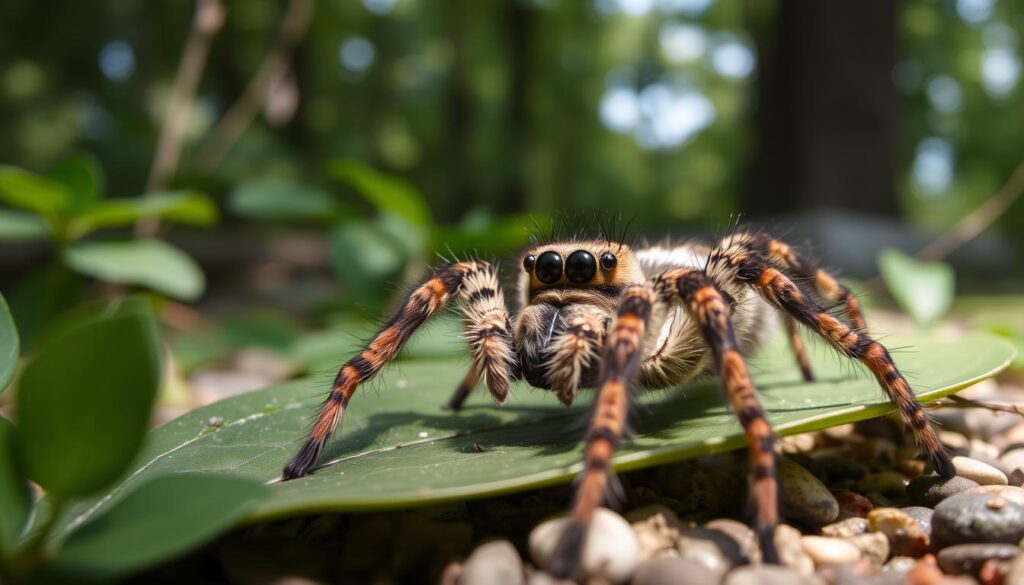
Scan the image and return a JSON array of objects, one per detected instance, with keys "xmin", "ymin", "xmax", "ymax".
[
  {"xmin": 773, "ymin": 524, "xmax": 815, "ymax": 577},
  {"xmin": 835, "ymin": 490, "xmax": 874, "ymax": 517},
  {"xmin": 800, "ymin": 535, "xmax": 861, "ymax": 566},
  {"xmin": 629, "ymin": 507, "xmax": 682, "ymax": 561},
  {"xmin": 848, "ymin": 532, "xmax": 890, "ymax": 566},
  {"xmin": 900, "ymin": 506, "xmax": 935, "ymax": 538},
  {"xmin": 705, "ymin": 519, "xmax": 760, "ymax": 565},
  {"xmin": 951, "ymin": 456, "xmax": 1008, "ymax": 486},
  {"xmin": 1004, "ymin": 552, "xmax": 1024, "ymax": 585},
  {"xmin": 632, "ymin": 557, "xmax": 722, "ymax": 585},
  {"xmin": 676, "ymin": 527, "xmax": 743, "ymax": 574},
  {"xmin": 822, "ymin": 517, "xmax": 869, "ymax": 538},
  {"xmin": 935, "ymin": 543, "xmax": 1020, "ymax": 576},
  {"xmin": 528, "ymin": 508, "xmax": 639, "ymax": 583},
  {"xmin": 867, "ymin": 508, "xmax": 929, "ymax": 558},
  {"xmin": 907, "ymin": 474, "xmax": 979, "ymax": 507},
  {"xmin": 964, "ymin": 484, "xmax": 1024, "ymax": 506},
  {"xmin": 779, "ymin": 457, "xmax": 840, "ymax": 526},
  {"xmin": 459, "ymin": 540, "xmax": 525, "ymax": 585},
  {"xmin": 1002, "ymin": 448, "xmax": 1024, "ymax": 474},
  {"xmin": 932, "ymin": 493, "xmax": 1024, "ymax": 548},
  {"xmin": 883, "ymin": 556, "xmax": 917, "ymax": 576},
  {"xmin": 723, "ymin": 565, "xmax": 818, "ymax": 585}
]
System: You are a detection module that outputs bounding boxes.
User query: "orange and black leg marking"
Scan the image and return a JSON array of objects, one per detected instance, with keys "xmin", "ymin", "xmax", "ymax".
[
  {"xmin": 283, "ymin": 261, "xmax": 511, "ymax": 480},
  {"xmin": 654, "ymin": 269, "xmax": 781, "ymax": 563},
  {"xmin": 549, "ymin": 286, "xmax": 653, "ymax": 580},
  {"xmin": 727, "ymin": 253, "xmax": 955, "ymax": 479},
  {"xmin": 545, "ymin": 308, "xmax": 606, "ymax": 406},
  {"xmin": 784, "ymin": 316, "xmax": 815, "ymax": 382}
]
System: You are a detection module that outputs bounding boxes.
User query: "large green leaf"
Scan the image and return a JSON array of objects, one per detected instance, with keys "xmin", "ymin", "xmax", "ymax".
[
  {"xmin": 66, "ymin": 192, "xmax": 218, "ymax": 239},
  {"xmin": 52, "ymin": 474, "xmax": 266, "ymax": 578},
  {"xmin": 48, "ymin": 153, "xmax": 105, "ymax": 211},
  {"xmin": 65, "ymin": 239, "xmax": 205, "ymax": 301},
  {"xmin": 0, "ymin": 293, "xmax": 18, "ymax": 392},
  {"xmin": 15, "ymin": 306, "xmax": 161, "ymax": 499},
  {"xmin": 878, "ymin": 248, "xmax": 955, "ymax": 327},
  {"xmin": 327, "ymin": 159, "xmax": 432, "ymax": 227},
  {"xmin": 0, "ymin": 209, "xmax": 49, "ymax": 241},
  {"xmin": 0, "ymin": 166, "xmax": 72, "ymax": 219},
  {"xmin": 229, "ymin": 180, "xmax": 343, "ymax": 222},
  {"xmin": 0, "ymin": 416, "xmax": 30, "ymax": 558},
  {"xmin": 55, "ymin": 333, "xmax": 1012, "ymax": 534}
]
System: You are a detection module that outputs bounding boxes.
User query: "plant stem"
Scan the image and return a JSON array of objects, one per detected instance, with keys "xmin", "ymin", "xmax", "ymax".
[{"xmin": 17, "ymin": 497, "xmax": 66, "ymax": 568}]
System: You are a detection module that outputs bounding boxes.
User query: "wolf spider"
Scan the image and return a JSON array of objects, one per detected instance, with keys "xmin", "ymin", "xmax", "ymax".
[{"xmin": 281, "ymin": 232, "xmax": 953, "ymax": 578}]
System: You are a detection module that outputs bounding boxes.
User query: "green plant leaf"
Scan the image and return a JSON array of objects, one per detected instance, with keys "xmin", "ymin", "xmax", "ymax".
[
  {"xmin": 48, "ymin": 153, "xmax": 105, "ymax": 211},
  {"xmin": 0, "ymin": 209, "xmax": 49, "ymax": 241},
  {"xmin": 65, "ymin": 239, "xmax": 205, "ymax": 301},
  {"xmin": 0, "ymin": 293, "xmax": 18, "ymax": 392},
  {"xmin": 52, "ymin": 474, "xmax": 266, "ymax": 578},
  {"xmin": 66, "ymin": 192, "xmax": 218, "ymax": 239},
  {"xmin": 56, "ymin": 333, "xmax": 1013, "ymax": 533},
  {"xmin": 15, "ymin": 306, "xmax": 161, "ymax": 499},
  {"xmin": 329, "ymin": 220, "xmax": 409, "ymax": 308},
  {"xmin": 878, "ymin": 248, "xmax": 955, "ymax": 327},
  {"xmin": 327, "ymin": 159, "xmax": 432, "ymax": 227},
  {"xmin": 229, "ymin": 180, "xmax": 343, "ymax": 222},
  {"xmin": 0, "ymin": 166, "xmax": 72, "ymax": 230},
  {"xmin": 0, "ymin": 416, "xmax": 30, "ymax": 558},
  {"xmin": 7, "ymin": 264, "xmax": 85, "ymax": 351}
]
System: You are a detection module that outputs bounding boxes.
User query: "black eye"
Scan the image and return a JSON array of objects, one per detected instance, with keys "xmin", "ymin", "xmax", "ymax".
[
  {"xmin": 522, "ymin": 254, "xmax": 536, "ymax": 271},
  {"xmin": 565, "ymin": 250, "xmax": 597, "ymax": 283},
  {"xmin": 535, "ymin": 251, "xmax": 563, "ymax": 284},
  {"xmin": 600, "ymin": 252, "xmax": 617, "ymax": 271}
]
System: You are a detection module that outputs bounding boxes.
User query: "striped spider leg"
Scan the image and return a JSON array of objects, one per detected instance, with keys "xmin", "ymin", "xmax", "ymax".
[{"xmin": 282, "ymin": 260, "xmax": 516, "ymax": 479}]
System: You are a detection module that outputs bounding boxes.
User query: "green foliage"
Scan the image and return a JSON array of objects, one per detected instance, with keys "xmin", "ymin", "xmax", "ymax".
[
  {"xmin": 0, "ymin": 294, "xmax": 18, "ymax": 392},
  {"xmin": 66, "ymin": 191, "xmax": 218, "ymax": 239},
  {"xmin": 58, "ymin": 333, "xmax": 1012, "ymax": 525},
  {"xmin": 15, "ymin": 301, "xmax": 161, "ymax": 499},
  {"xmin": 65, "ymin": 239, "xmax": 206, "ymax": 301},
  {"xmin": 229, "ymin": 179, "xmax": 347, "ymax": 222},
  {"xmin": 878, "ymin": 248, "xmax": 955, "ymax": 327},
  {"xmin": 0, "ymin": 210, "xmax": 49, "ymax": 241},
  {"xmin": 328, "ymin": 159, "xmax": 432, "ymax": 228},
  {"xmin": 52, "ymin": 474, "xmax": 266, "ymax": 579},
  {"xmin": 0, "ymin": 417, "xmax": 30, "ymax": 559}
]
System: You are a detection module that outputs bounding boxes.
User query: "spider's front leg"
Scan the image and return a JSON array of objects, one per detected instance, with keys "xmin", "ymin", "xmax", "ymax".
[
  {"xmin": 549, "ymin": 286, "xmax": 653, "ymax": 579},
  {"xmin": 282, "ymin": 261, "xmax": 515, "ymax": 480},
  {"xmin": 545, "ymin": 307, "xmax": 607, "ymax": 406}
]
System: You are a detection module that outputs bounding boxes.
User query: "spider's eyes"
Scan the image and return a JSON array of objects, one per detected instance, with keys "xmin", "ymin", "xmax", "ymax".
[
  {"xmin": 565, "ymin": 250, "xmax": 597, "ymax": 283},
  {"xmin": 600, "ymin": 252, "xmax": 617, "ymax": 271},
  {"xmin": 522, "ymin": 254, "xmax": 536, "ymax": 271},
  {"xmin": 535, "ymin": 251, "xmax": 563, "ymax": 284}
]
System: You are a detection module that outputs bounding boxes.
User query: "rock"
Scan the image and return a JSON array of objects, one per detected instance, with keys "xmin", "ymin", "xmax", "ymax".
[
  {"xmin": 1002, "ymin": 449, "xmax": 1024, "ymax": 475},
  {"xmin": 630, "ymin": 507, "xmax": 683, "ymax": 562},
  {"xmin": 849, "ymin": 532, "xmax": 890, "ymax": 566},
  {"xmin": 723, "ymin": 565, "xmax": 818, "ymax": 585},
  {"xmin": 856, "ymin": 471, "xmax": 909, "ymax": 498},
  {"xmin": 907, "ymin": 474, "xmax": 979, "ymax": 507},
  {"xmin": 460, "ymin": 540, "xmax": 524, "ymax": 585},
  {"xmin": 800, "ymin": 536, "xmax": 861, "ymax": 566},
  {"xmin": 781, "ymin": 433, "xmax": 817, "ymax": 453},
  {"xmin": 901, "ymin": 507, "xmax": 934, "ymax": 539},
  {"xmin": 896, "ymin": 458, "xmax": 928, "ymax": 479},
  {"xmin": 705, "ymin": 518, "xmax": 760, "ymax": 565},
  {"xmin": 835, "ymin": 490, "xmax": 874, "ymax": 517},
  {"xmin": 633, "ymin": 557, "xmax": 722, "ymax": 585},
  {"xmin": 935, "ymin": 543, "xmax": 1020, "ymax": 576},
  {"xmin": 952, "ymin": 456, "xmax": 1008, "ymax": 486},
  {"xmin": 964, "ymin": 484, "xmax": 1024, "ymax": 506},
  {"xmin": 774, "ymin": 524, "xmax": 815, "ymax": 577},
  {"xmin": 932, "ymin": 493, "xmax": 1024, "ymax": 548},
  {"xmin": 822, "ymin": 517, "xmax": 870, "ymax": 539},
  {"xmin": 883, "ymin": 556, "xmax": 917, "ymax": 576},
  {"xmin": 779, "ymin": 458, "xmax": 840, "ymax": 526},
  {"xmin": 676, "ymin": 527, "xmax": 744, "ymax": 574},
  {"xmin": 868, "ymin": 508, "xmax": 929, "ymax": 558},
  {"xmin": 1005, "ymin": 552, "xmax": 1024, "ymax": 585},
  {"xmin": 528, "ymin": 508, "xmax": 639, "ymax": 583}
]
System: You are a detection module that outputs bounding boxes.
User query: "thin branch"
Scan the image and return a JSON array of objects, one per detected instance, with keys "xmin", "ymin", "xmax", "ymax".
[
  {"xmin": 138, "ymin": 0, "xmax": 225, "ymax": 238},
  {"xmin": 937, "ymin": 394, "xmax": 1024, "ymax": 419},
  {"xmin": 194, "ymin": 0, "xmax": 315, "ymax": 173}
]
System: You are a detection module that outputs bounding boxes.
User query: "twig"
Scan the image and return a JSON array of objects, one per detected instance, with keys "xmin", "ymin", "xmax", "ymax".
[
  {"xmin": 137, "ymin": 0, "xmax": 225, "ymax": 238},
  {"xmin": 194, "ymin": 0, "xmax": 314, "ymax": 173},
  {"xmin": 937, "ymin": 394, "xmax": 1024, "ymax": 419}
]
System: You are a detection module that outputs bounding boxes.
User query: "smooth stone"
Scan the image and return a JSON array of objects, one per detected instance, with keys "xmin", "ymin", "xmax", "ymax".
[
  {"xmin": 936, "ymin": 543, "xmax": 1020, "ymax": 576},
  {"xmin": 965, "ymin": 484, "xmax": 1024, "ymax": 506},
  {"xmin": 822, "ymin": 517, "xmax": 870, "ymax": 538},
  {"xmin": 705, "ymin": 519, "xmax": 760, "ymax": 565},
  {"xmin": 676, "ymin": 527, "xmax": 743, "ymax": 574},
  {"xmin": 630, "ymin": 507, "xmax": 683, "ymax": 562},
  {"xmin": 952, "ymin": 456, "xmax": 1008, "ymax": 486},
  {"xmin": 857, "ymin": 471, "xmax": 910, "ymax": 497},
  {"xmin": 882, "ymin": 556, "xmax": 917, "ymax": 575},
  {"xmin": 932, "ymin": 493, "xmax": 1024, "ymax": 548},
  {"xmin": 1005, "ymin": 552, "xmax": 1024, "ymax": 585},
  {"xmin": 528, "ymin": 508, "xmax": 639, "ymax": 583},
  {"xmin": 900, "ymin": 506, "xmax": 934, "ymax": 538},
  {"xmin": 835, "ymin": 490, "xmax": 874, "ymax": 517},
  {"xmin": 848, "ymin": 532, "xmax": 890, "ymax": 567},
  {"xmin": 774, "ymin": 524, "xmax": 815, "ymax": 577},
  {"xmin": 723, "ymin": 565, "xmax": 818, "ymax": 585},
  {"xmin": 460, "ymin": 540, "xmax": 525, "ymax": 585},
  {"xmin": 1002, "ymin": 448, "xmax": 1024, "ymax": 474},
  {"xmin": 907, "ymin": 474, "xmax": 979, "ymax": 507},
  {"xmin": 800, "ymin": 536, "xmax": 861, "ymax": 566},
  {"xmin": 632, "ymin": 557, "xmax": 722, "ymax": 585},
  {"xmin": 867, "ymin": 508, "xmax": 929, "ymax": 558},
  {"xmin": 779, "ymin": 458, "xmax": 840, "ymax": 526}
]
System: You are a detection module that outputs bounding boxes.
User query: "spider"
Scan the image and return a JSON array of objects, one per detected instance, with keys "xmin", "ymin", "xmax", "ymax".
[{"xmin": 281, "ymin": 230, "xmax": 954, "ymax": 579}]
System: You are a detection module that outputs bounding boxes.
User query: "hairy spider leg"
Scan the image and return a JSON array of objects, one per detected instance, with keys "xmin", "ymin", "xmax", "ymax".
[
  {"xmin": 283, "ymin": 261, "xmax": 515, "ymax": 480},
  {"xmin": 722, "ymin": 249, "xmax": 956, "ymax": 478},
  {"xmin": 784, "ymin": 315, "xmax": 815, "ymax": 382},
  {"xmin": 544, "ymin": 307, "xmax": 607, "ymax": 406},
  {"xmin": 550, "ymin": 286, "xmax": 653, "ymax": 579}
]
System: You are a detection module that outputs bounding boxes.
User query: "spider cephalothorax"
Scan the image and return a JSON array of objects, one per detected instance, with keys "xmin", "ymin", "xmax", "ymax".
[{"xmin": 281, "ymin": 231, "xmax": 953, "ymax": 579}]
